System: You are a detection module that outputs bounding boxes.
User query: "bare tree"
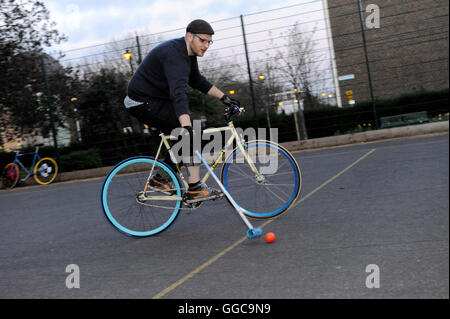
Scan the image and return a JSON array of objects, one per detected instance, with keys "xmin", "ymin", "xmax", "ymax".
[
  {"xmin": 104, "ymin": 32, "xmax": 166, "ymax": 77},
  {"xmin": 253, "ymin": 61, "xmax": 285, "ymax": 128},
  {"xmin": 276, "ymin": 22, "xmax": 324, "ymax": 140},
  {"xmin": 0, "ymin": 0, "xmax": 67, "ymax": 145}
]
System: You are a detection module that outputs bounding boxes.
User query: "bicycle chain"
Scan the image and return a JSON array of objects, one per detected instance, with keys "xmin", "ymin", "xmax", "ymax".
[
  {"xmin": 136, "ymin": 189, "xmax": 226, "ymax": 211},
  {"xmin": 136, "ymin": 188, "xmax": 202, "ymax": 211},
  {"xmin": 137, "ymin": 199, "xmax": 202, "ymax": 211}
]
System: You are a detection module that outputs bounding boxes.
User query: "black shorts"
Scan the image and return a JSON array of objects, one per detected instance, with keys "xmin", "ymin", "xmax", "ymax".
[
  {"xmin": 126, "ymin": 98, "xmax": 189, "ymax": 134},
  {"xmin": 126, "ymin": 99, "xmax": 196, "ymax": 168}
]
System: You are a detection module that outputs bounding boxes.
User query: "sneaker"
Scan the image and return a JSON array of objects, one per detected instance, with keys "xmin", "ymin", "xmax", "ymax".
[
  {"xmin": 148, "ymin": 173, "xmax": 173, "ymax": 192},
  {"xmin": 183, "ymin": 182, "xmax": 223, "ymax": 203}
]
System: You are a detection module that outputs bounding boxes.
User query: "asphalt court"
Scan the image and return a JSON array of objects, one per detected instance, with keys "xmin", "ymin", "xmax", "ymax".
[{"xmin": 0, "ymin": 134, "xmax": 448, "ymax": 298}]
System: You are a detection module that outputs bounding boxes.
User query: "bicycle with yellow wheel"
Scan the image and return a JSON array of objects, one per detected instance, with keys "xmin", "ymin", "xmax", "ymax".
[{"xmin": 2, "ymin": 146, "xmax": 58, "ymax": 189}]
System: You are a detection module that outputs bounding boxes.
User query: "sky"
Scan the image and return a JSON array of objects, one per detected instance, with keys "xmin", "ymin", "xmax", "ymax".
[
  {"xmin": 42, "ymin": 0, "xmax": 316, "ymax": 52},
  {"xmin": 38, "ymin": 0, "xmax": 335, "ymax": 100}
]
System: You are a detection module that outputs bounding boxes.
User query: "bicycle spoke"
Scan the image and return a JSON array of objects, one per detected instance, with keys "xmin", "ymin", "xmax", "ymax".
[
  {"xmin": 229, "ymin": 167, "xmax": 259, "ymax": 184},
  {"xmin": 259, "ymin": 182, "xmax": 289, "ymax": 204},
  {"xmin": 101, "ymin": 157, "xmax": 182, "ymax": 237},
  {"xmin": 222, "ymin": 141, "xmax": 301, "ymax": 218}
]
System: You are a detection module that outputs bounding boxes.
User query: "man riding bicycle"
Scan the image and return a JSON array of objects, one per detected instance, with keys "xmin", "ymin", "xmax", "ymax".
[{"xmin": 124, "ymin": 19, "xmax": 241, "ymax": 203}]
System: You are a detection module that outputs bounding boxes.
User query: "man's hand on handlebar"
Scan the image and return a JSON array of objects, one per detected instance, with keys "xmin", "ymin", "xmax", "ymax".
[
  {"xmin": 221, "ymin": 94, "xmax": 245, "ymax": 121},
  {"xmin": 220, "ymin": 94, "xmax": 240, "ymax": 107}
]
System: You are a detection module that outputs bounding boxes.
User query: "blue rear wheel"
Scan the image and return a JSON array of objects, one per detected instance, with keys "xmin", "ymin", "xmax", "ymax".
[{"xmin": 100, "ymin": 156, "xmax": 182, "ymax": 237}]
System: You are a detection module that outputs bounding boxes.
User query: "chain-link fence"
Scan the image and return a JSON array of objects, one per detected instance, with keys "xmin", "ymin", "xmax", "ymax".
[{"xmin": 2, "ymin": 0, "xmax": 448, "ymax": 170}]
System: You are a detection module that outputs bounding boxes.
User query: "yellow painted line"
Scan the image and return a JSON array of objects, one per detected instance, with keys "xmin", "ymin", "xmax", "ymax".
[
  {"xmin": 152, "ymin": 148, "xmax": 376, "ymax": 299},
  {"xmin": 152, "ymin": 236, "xmax": 247, "ymax": 299},
  {"xmin": 292, "ymin": 148, "xmax": 376, "ymax": 208}
]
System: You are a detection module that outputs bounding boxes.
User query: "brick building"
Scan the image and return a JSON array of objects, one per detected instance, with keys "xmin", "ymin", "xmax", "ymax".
[{"xmin": 326, "ymin": 0, "xmax": 449, "ymax": 106}]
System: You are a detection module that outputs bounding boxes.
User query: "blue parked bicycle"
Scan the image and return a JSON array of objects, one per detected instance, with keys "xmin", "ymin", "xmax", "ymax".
[{"xmin": 2, "ymin": 146, "xmax": 58, "ymax": 189}]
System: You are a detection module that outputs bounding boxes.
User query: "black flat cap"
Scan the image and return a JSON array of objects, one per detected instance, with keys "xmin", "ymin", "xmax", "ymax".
[{"xmin": 186, "ymin": 19, "xmax": 215, "ymax": 35}]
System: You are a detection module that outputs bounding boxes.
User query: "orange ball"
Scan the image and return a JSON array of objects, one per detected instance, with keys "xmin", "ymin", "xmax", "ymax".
[{"xmin": 265, "ymin": 232, "xmax": 276, "ymax": 243}]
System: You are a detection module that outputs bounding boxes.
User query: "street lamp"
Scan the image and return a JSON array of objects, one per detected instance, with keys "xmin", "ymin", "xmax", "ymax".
[
  {"xmin": 257, "ymin": 74, "xmax": 271, "ymax": 128},
  {"xmin": 123, "ymin": 50, "xmax": 134, "ymax": 76},
  {"xmin": 292, "ymin": 87, "xmax": 307, "ymax": 141},
  {"xmin": 70, "ymin": 97, "xmax": 81, "ymax": 142},
  {"xmin": 123, "ymin": 50, "xmax": 132, "ymax": 60}
]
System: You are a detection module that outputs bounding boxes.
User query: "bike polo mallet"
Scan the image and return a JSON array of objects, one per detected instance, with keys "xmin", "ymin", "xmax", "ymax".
[{"xmin": 195, "ymin": 151, "xmax": 263, "ymax": 239}]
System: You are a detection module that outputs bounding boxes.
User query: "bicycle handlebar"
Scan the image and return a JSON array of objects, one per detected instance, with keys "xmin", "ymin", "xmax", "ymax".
[{"xmin": 224, "ymin": 104, "xmax": 245, "ymax": 122}]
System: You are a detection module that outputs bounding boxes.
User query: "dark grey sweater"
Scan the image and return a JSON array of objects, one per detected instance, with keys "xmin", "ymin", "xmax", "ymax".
[{"xmin": 126, "ymin": 37, "xmax": 213, "ymax": 117}]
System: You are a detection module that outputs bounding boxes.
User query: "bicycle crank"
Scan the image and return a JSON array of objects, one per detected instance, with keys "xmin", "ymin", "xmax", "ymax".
[{"xmin": 135, "ymin": 191, "xmax": 202, "ymax": 211}]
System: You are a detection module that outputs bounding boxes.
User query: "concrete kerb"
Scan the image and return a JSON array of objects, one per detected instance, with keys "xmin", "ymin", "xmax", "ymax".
[
  {"xmin": 280, "ymin": 121, "xmax": 448, "ymax": 152},
  {"xmin": 1, "ymin": 121, "xmax": 448, "ymax": 189},
  {"xmin": 58, "ymin": 165, "xmax": 114, "ymax": 183}
]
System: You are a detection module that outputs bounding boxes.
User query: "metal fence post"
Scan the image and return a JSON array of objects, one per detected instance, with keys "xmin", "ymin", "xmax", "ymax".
[
  {"xmin": 40, "ymin": 55, "xmax": 59, "ymax": 161},
  {"xmin": 240, "ymin": 14, "xmax": 259, "ymax": 129},
  {"xmin": 358, "ymin": 0, "xmax": 379, "ymax": 129},
  {"xmin": 136, "ymin": 35, "xmax": 143, "ymax": 65},
  {"xmin": 323, "ymin": 0, "xmax": 342, "ymax": 107}
]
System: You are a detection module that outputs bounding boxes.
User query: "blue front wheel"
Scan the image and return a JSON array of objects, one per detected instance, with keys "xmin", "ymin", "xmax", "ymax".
[
  {"xmin": 100, "ymin": 156, "xmax": 182, "ymax": 237},
  {"xmin": 221, "ymin": 140, "xmax": 301, "ymax": 219}
]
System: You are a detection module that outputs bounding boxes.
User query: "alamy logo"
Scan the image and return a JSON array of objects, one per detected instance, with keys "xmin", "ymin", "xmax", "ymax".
[
  {"xmin": 65, "ymin": 264, "xmax": 80, "ymax": 289},
  {"xmin": 365, "ymin": 264, "xmax": 380, "ymax": 288},
  {"xmin": 366, "ymin": 4, "xmax": 380, "ymax": 29},
  {"xmin": 170, "ymin": 120, "xmax": 279, "ymax": 174}
]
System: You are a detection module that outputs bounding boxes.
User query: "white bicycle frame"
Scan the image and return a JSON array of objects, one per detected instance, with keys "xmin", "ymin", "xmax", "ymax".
[{"xmin": 141, "ymin": 121, "xmax": 261, "ymax": 202}]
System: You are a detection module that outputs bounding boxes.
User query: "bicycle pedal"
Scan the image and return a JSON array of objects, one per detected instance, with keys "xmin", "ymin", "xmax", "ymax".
[
  {"xmin": 212, "ymin": 193, "xmax": 225, "ymax": 200},
  {"xmin": 184, "ymin": 201, "xmax": 203, "ymax": 210}
]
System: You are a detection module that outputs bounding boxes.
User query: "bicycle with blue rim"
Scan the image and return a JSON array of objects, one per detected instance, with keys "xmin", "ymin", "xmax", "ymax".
[{"xmin": 100, "ymin": 104, "xmax": 302, "ymax": 237}]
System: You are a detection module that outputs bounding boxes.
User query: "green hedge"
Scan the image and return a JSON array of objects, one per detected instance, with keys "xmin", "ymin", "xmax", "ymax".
[
  {"xmin": 227, "ymin": 88, "xmax": 449, "ymax": 141},
  {"xmin": 59, "ymin": 149, "xmax": 102, "ymax": 172}
]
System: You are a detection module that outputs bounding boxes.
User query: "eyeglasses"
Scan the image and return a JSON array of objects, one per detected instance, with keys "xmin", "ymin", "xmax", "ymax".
[{"xmin": 193, "ymin": 33, "xmax": 213, "ymax": 45}]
